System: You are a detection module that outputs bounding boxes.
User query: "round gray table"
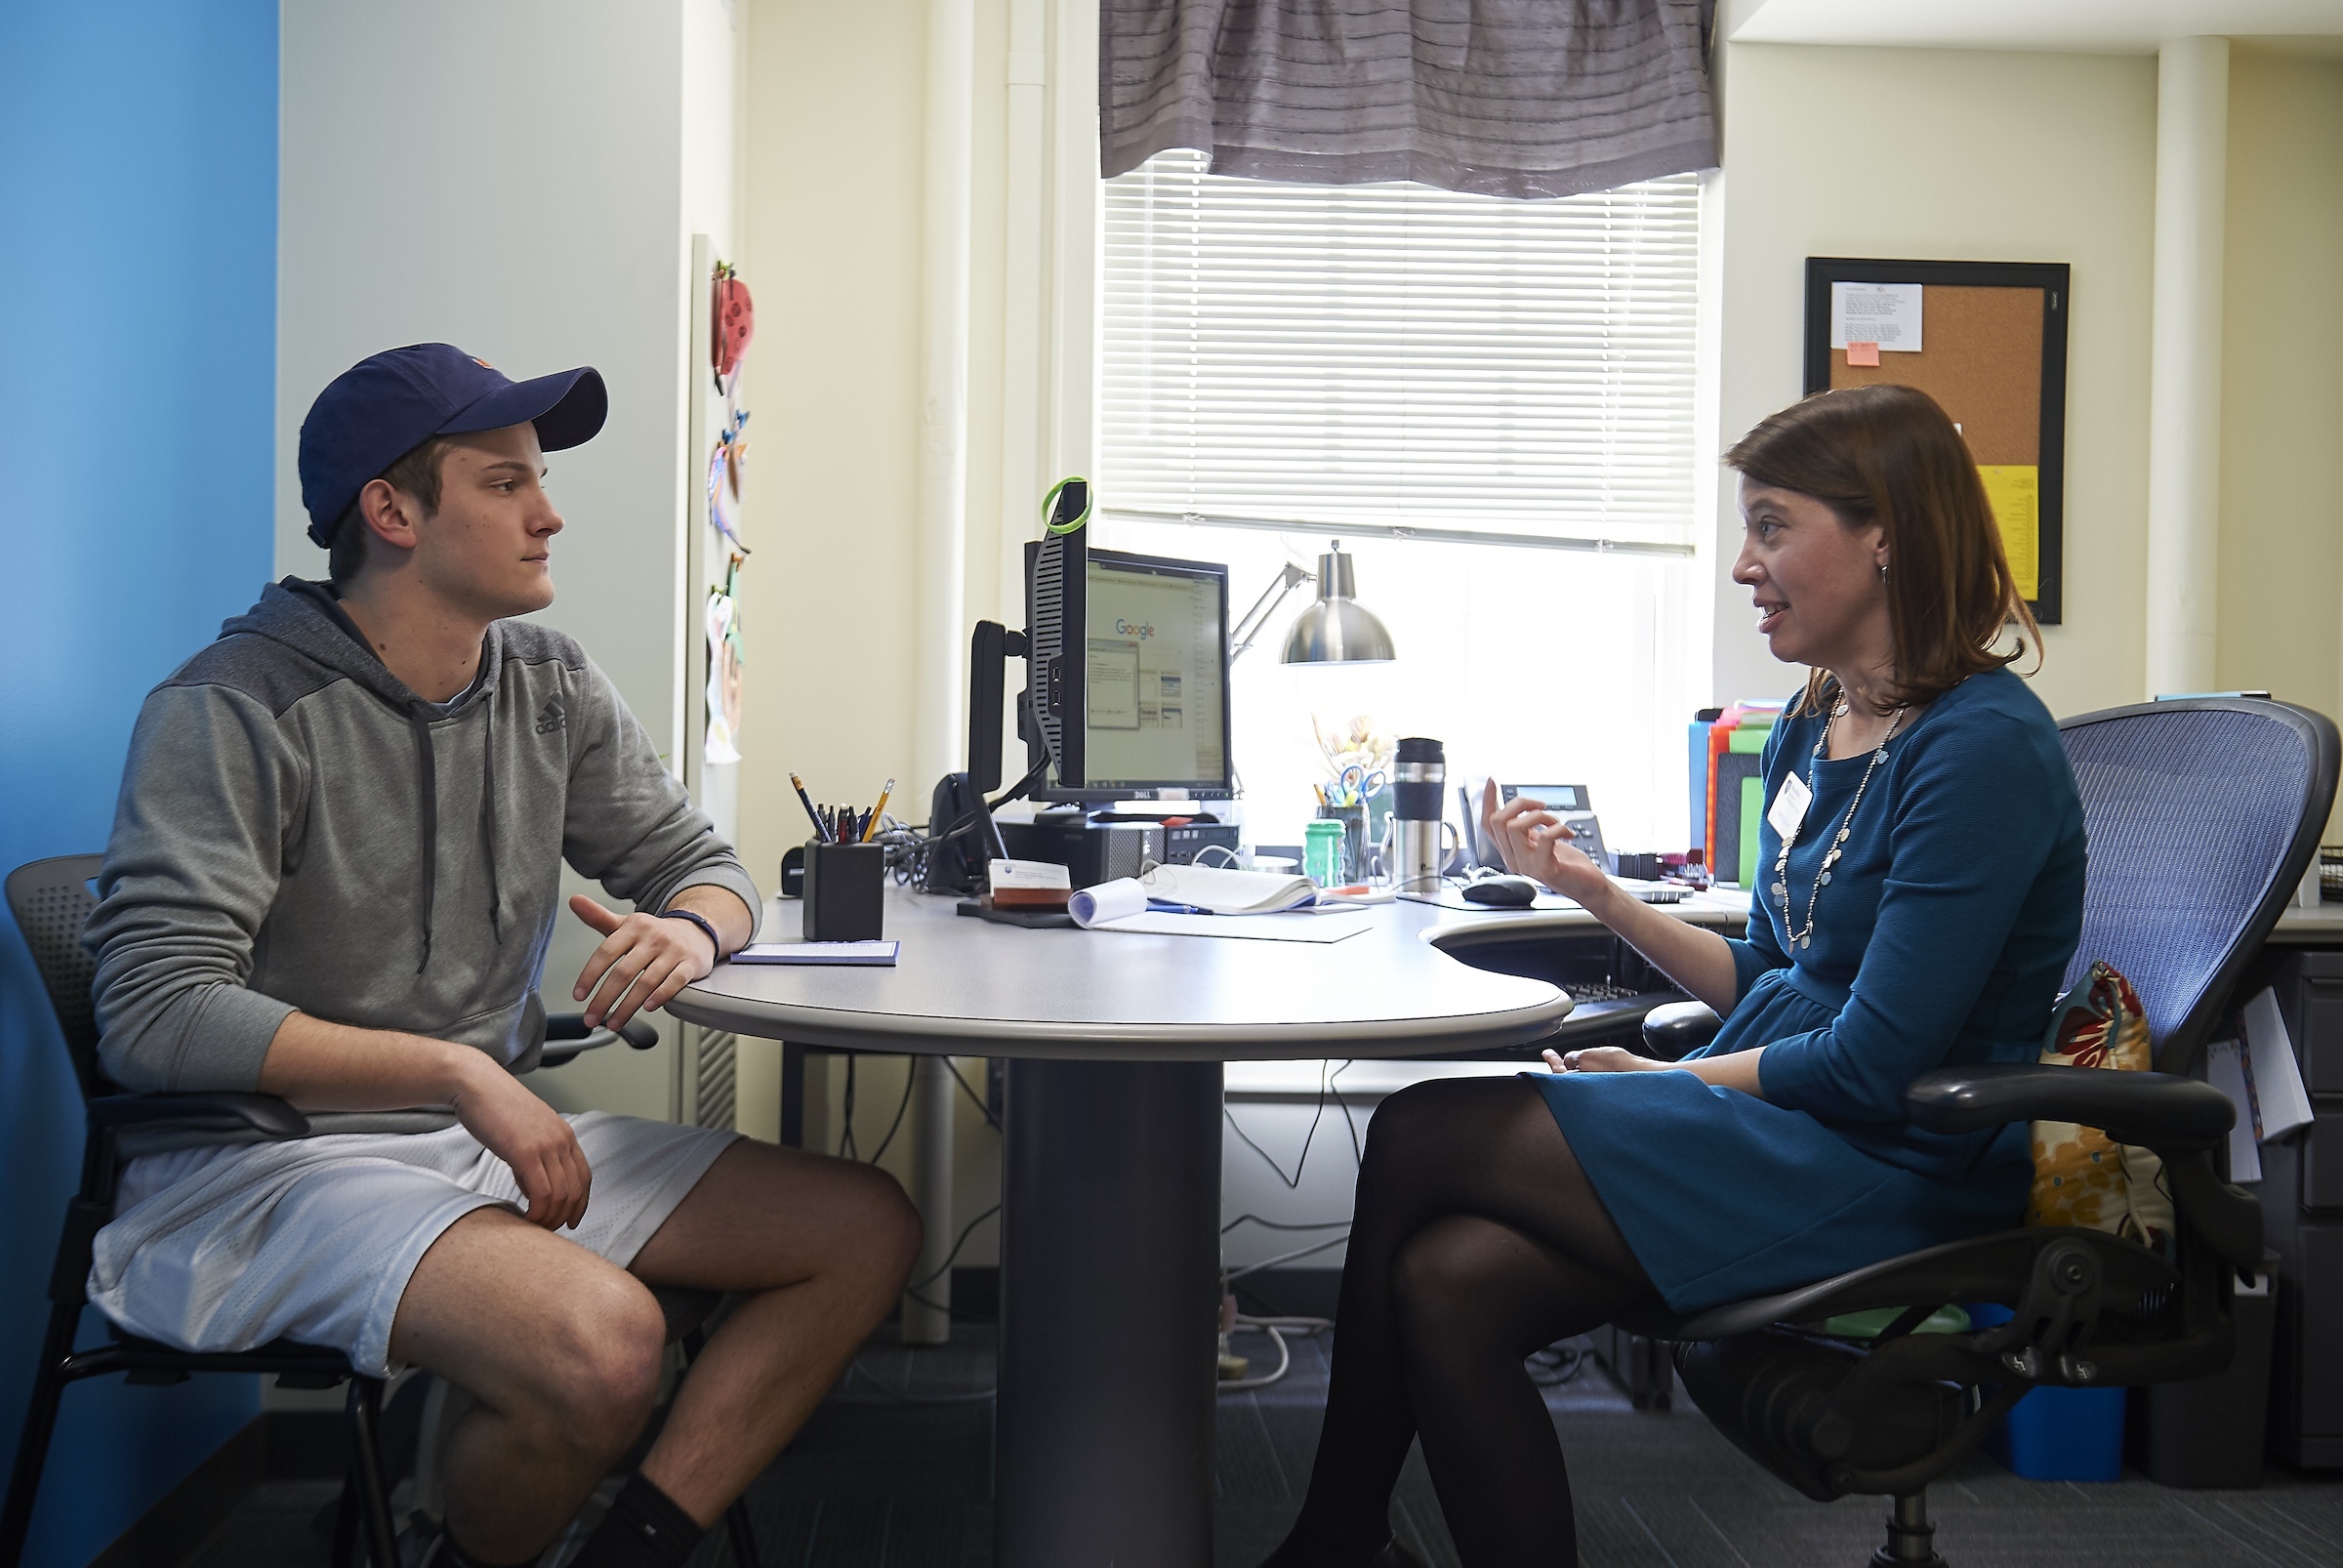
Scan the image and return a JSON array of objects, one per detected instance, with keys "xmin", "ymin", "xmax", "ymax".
[{"xmin": 668, "ymin": 887, "xmax": 1574, "ymax": 1568}]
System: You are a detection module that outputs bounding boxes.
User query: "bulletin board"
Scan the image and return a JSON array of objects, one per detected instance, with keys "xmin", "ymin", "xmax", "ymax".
[{"xmin": 1803, "ymin": 259, "xmax": 2071, "ymax": 624}]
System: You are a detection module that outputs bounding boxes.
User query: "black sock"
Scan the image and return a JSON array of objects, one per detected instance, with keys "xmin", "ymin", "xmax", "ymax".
[
  {"xmin": 436, "ymin": 1524, "xmax": 538, "ymax": 1568},
  {"xmin": 567, "ymin": 1472, "xmax": 708, "ymax": 1568}
]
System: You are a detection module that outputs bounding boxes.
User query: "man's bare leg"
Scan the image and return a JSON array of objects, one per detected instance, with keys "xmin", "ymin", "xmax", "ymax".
[
  {"xmin": 389, "ymin": 1208, "xmax": 670, "ymax": 1561},
  {"xmin": 625, "ymin": 1140, "xmax": 921, "ymax": 1523}
]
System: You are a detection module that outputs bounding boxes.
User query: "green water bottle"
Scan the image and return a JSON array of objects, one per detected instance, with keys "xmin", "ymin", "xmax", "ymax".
[{"xmin": 1304, "ymin": 819, "xmax": 1346, "ymax": 887}]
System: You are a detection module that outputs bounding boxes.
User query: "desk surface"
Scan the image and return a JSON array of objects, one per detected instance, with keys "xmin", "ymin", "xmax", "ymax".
[
  {"xmin": 669, "ymin": 888, "xmax": 1584, "ymax": 1059},
  {"xmin": 2271, "ymin": 903, "xmax": 2343, "ymax": 945}
]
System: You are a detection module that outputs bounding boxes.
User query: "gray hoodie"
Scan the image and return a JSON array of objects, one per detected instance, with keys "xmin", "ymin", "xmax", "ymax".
[{"xmin": 87, "ymin": 579, "xmax": 760, "ymax": 1133}]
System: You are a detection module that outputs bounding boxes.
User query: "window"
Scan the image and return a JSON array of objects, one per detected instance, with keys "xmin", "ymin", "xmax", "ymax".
[{"xmin": 1096, "ymin": 150, "xmax": 1706, "ymax": 854}]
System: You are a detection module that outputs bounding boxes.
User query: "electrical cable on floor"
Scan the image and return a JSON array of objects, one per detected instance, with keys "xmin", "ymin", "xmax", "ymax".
[
  {"xmin": 838, "ymin": 1056, "xmax": 858, "ymax": 1160},
  {"xmin": 866, "ymin": 1063, "xmax": 918, "ymax": 1166},
  {"xmin": 1218, "ymin": 1315, "xmax": 1336, "ymax": 1393},
  {"xmin": 891, "ymin": 1202, "xmax": 1006, "ymax": 1323},
  {"xmin": 908, "ymin": 1202, "xmax": 1003, "ymax": 1294},
  {"xmin": 942, "ymin": 1056, "xmax": 1002, "ymax": 1131},
  {"xmin": 1224, "ymin": 1214, "xmax": 1352, "ymax": 1235},
  {"xmin": 1330, "ymin": 1058, "xmax": 1366, "ymax": 1168},
  {"xmin": 1224, "ymin": 1232, "xmax": 1351, "ymax": 1282},
  {"xmin": 1224, "ymin": 1055, "xmax": 1343, "ymax": 1189},
  {"xmin": 1529, "ymin": 1342, "xmax": 1588, "ymax": 1387}
]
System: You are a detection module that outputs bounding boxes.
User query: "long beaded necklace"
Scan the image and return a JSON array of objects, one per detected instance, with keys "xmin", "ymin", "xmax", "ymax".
[{"xmin": 1772, "ymin": 696, "xmax": 1907, "ymax": 951}]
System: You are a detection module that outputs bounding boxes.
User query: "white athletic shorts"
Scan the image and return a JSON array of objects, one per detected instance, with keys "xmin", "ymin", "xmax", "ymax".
[{"xmin": 87, "ymin": 1112, "xmax": 739, "ymax": 1379}]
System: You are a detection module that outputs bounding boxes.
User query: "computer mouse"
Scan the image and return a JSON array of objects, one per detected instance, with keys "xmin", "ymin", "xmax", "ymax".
[{"xmin": 1460, "ymin": 876, "xmax": 1540, "ymax": 908}]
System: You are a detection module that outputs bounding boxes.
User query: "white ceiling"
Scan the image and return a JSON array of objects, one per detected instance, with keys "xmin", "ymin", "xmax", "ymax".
[{"xmin": 1728, "ymin": 0, "xmax": 2343, "ymax": 56}]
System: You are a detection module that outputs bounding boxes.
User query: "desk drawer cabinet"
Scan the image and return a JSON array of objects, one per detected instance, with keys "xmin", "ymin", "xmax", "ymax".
[
  {"xmin": 2273, "ymin": 950, "xmax": 2343, "ymax": 1095},
  {"xmin": 2264, "ymin": 950, "xmax": 2343, "ymax": 1465},
  {"xmin": 2267, "ymin": 1221, "xmax": 2343, "ymax": 1466}
]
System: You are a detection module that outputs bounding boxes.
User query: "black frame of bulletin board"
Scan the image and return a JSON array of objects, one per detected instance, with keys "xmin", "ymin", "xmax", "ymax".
[{"xmin": 1803, "ymin": 258, "xmax": 2070, "ymax": 625}]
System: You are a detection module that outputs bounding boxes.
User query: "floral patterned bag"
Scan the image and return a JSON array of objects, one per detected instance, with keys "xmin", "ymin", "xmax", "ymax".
[{"xmin": 2024, "ymin": 961, "xmax": 2175, "ymax": 1256}]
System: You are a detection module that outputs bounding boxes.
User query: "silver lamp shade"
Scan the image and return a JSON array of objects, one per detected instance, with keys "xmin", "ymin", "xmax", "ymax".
[{"xmin": 1281, "ymin": 543, "xmax": 1396, "ymax": 664}]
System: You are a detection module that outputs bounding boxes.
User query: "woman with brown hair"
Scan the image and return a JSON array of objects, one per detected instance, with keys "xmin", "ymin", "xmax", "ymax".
[{"xmin": 1260, "ymin": 386, "xmax": 2087, "ymax": 1568}]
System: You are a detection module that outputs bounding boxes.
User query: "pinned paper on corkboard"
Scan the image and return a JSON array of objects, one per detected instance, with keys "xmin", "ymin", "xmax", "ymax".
[
  {"xmin": 1804, "ymin": 259, "xmax": 2071, "ymax": 623},
  {"xmin": 1979, "ymin": 465, "xmax": 2039, "ymax": 601}
]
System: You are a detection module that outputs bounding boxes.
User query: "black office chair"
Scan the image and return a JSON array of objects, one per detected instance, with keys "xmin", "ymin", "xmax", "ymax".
[
  {"xmin": 1624, "ymin": 697, "xmax": 2338, "ymax": 1566},
  {"xmin": 1, "ymin": 855, "xmax": 757, "ymax": 1568}
]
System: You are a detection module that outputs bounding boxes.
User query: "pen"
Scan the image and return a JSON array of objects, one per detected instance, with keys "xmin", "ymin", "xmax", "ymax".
[
  {"xmin": 792, "ymin": 773, "xmax": 834, "ymax": 841},
  {"xmin": 861, "ymin": 778, "xmax": 894, "ymax": 843}
]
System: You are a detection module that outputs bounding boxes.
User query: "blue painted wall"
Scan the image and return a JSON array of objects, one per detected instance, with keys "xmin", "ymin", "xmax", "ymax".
[{"xmin": 1, "ymin": 4, "xmax": 278, "ymax": 1562}]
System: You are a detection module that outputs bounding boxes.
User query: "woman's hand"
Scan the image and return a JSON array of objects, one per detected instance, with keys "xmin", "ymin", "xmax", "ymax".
[
  {"xmin": 1481, "ymin": 779, "xmax": 1612, "ymax": 906},
  {"xmin": 1541, "ymin": 1046, "xmax": 1673, "ymax": 1074}
]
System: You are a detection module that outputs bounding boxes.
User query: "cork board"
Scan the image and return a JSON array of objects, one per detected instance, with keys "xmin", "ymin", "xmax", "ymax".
[{"xmin": 1803, "ymin": 259, "xmax": 2070, "ymax": 623}]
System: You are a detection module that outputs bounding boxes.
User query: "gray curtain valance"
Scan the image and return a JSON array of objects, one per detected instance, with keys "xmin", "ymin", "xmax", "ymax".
[{"xmin": 1102, "ymin": 1, "xmax": 1717, "ymax": 199}]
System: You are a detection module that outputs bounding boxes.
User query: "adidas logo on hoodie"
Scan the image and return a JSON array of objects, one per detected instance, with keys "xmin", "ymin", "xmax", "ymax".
[{"xmin": 535, "ymin": 698, "xmax": 566, "ymax": 735}]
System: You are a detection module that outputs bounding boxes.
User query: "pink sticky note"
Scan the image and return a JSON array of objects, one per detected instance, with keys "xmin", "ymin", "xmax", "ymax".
[{"xmin": 1847, "ymin": 342, "xmax": 1880, "ymax": 367}]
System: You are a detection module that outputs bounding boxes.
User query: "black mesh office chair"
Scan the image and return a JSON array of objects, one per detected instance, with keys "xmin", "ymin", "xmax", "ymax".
[
  {"xmin": 1, "ymin": 855, "xmax": 757, "ymax": 1568},
  {"xmin": 1626, "ymin": 697, "xmax": 2338, "ymax": 1566}
]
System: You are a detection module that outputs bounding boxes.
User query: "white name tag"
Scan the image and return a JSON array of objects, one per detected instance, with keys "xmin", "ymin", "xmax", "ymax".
[{"xmin": 1767, "ymin": 771, "xmax": 1813, "ymax": 839}]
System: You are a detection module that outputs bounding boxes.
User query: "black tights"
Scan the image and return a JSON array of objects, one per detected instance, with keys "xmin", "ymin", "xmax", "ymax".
[{"xmin": 1261, "ymin": 1077, "xmax": 1656, "ymax": 1568}]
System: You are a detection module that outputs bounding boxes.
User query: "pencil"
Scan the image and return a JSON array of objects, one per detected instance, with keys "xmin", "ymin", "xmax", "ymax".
[
  {"xmin": 860, "ymin": 778, "xmax": 895, "ymax": 843},
  {"xmin": 790, "ymin": 772, "xmax": 834, "ymax": 841}
]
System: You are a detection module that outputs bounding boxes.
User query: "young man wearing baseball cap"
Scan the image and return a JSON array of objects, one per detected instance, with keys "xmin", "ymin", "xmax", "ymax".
[{"xmin": 84, "ymin": 344, "xmax": 919, "ymax": 1567}]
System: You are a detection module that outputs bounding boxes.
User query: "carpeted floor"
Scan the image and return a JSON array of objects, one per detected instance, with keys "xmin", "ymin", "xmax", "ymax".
[{"xmin": 181, "ymin": 1323, "xmax": 2343, "ymax": 1568}]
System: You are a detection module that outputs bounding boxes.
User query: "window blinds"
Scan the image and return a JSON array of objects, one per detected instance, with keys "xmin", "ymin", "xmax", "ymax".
[{"xmin": 1100, "ymin": 151, "xmax": 1702, "ymax": 554}]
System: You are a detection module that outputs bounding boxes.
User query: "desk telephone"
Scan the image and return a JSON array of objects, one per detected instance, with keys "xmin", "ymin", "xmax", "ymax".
[{"xmin": 1463, "ymin": 782, "xmax": 1612, "ymax": 874}]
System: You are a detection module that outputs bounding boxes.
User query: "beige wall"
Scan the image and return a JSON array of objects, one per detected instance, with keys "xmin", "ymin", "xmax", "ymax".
[
  {"xmin": 1706, "ymin": 42, "xmax": 2161, "ymax": 720},
  {"xmin": 735, "ymin": 0, "xmax": 933, "ymax": 892},
  {"xmin": 2217, "ymin": 50, "xmax": 2343, "ymax": 762},
  {"xmin": 1709, "ymin": 37, "xmax": 2343, "ymax": 777}
]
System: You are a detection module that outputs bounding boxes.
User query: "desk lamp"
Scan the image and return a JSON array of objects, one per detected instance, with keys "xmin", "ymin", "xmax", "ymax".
[{"xmin": 1227, "ymin": 541, "xmax": 1397, "ymax": 665}]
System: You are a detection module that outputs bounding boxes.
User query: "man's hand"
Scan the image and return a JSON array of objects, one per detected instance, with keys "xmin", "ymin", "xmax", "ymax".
[
  {"xmin": 569, "ymin": 894, "xmax": 719, "ymax": 1030},
  {"xmin": 445, "ymin": 1052, "xmax": 594, "ymax": 1229},
  {"xmin": 1541, "ymin": 1046, "xmax": 1673, "ymax": 1074},
  {"xmin": 258, "ymin": 1012, "xmax": 595, "ymax": 1230},
  {"xmin": 1481, "ymin": 779, "xmax": 1612, "ymax": 906}
]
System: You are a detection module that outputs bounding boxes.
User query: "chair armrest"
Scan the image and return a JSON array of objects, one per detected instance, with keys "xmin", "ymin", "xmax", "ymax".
[
  {"xmin": 88, "ymin": 1093, "xmax": 309, "ymax": 1140},
  {"xmin": 1907, "ymin": 1062, "xmax": 2233, "ymax": 1147},
  {"xmin": 538, "ymin": 1013, "xmax": 659, "ymax": 1067},
  {"xmin": 1641, "ymin": 1001, "xmax": 1723, "ymax": 1061}
]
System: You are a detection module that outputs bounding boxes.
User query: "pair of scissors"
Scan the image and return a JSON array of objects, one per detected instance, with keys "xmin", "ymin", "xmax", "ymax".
[{"xmin": 1336, "ymin": 765, "xmax": 1387, "ymax": 805}]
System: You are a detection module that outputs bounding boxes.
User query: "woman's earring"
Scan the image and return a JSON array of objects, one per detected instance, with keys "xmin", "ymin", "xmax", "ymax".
[{"xmin": 1878, "ymin": 561, "xmax": 1889, "ymax": 581}]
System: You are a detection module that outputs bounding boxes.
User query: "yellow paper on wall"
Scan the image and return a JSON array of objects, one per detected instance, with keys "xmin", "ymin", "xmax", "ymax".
[{"xmin": 1979, "ymin": 465, "xmax": 2040, "ymax": 601}]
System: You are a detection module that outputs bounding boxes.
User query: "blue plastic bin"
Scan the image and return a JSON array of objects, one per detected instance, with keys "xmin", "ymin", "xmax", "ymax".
[
  {"xmin": 1989, "ymin": 1384, "xmax": 2128, "ymax": 1481},
  {"xmin": 1968, "ymin": 1303, "xmax": 2127, "ymax": 1481}
]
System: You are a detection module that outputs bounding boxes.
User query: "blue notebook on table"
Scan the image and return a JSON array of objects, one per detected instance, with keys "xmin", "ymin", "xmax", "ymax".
[{"xmin": 731, "ymin": 941, "xmax": 899, "ymax": 967}]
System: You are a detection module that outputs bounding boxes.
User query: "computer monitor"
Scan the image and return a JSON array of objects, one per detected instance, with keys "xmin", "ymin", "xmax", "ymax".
[{"xmin": 1023, "ymin": 537, "xmax": 1233, "ymax": 801}]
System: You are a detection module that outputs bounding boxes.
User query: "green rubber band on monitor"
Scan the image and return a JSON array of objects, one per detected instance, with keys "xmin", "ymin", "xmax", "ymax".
[{"xmin": 1042, "ymin": 475, "xmax": 1092, "ymax": 535}]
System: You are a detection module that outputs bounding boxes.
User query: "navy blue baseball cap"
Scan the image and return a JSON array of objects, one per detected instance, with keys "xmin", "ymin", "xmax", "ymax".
[{"xmin": 298, "ymin": 343, "xmax": 608, "ymax": 547}]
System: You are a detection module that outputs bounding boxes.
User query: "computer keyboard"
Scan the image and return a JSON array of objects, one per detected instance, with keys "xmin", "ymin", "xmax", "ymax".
[{"xmin": 1562, "ymin": 980, "xmax": 1647, "ymax": 1005}]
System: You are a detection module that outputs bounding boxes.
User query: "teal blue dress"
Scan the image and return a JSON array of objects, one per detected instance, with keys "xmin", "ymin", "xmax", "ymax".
[{"xmin": 1532, "ymin": 668, "xmax": 2086, "ymax": 1311}]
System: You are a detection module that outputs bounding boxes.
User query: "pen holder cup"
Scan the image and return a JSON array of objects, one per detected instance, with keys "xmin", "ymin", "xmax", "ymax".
[
  {"xmin": 802, "ymin": 841, "xmax": 885, "ymax": 941},
  {"xmin": 1316, "ymin": 803, "xmax": 1369, "ymax": 885}
]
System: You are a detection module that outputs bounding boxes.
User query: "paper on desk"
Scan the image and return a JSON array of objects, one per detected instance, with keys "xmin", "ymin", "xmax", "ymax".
[
  {"xmin": 1069, "ymin": 879, "xmax": 1150, "ymax": 927},
  {"xmin": 1069, "ymin": 878, "xmax": 1368, "ymax": 940},
  {"xmin": 2204, "ymin": 1041, "xmax": 2263, "ymax": 1182},
  {"xmin": 1082, "ymin": 909, "xmax": 1370, "ymax": 943},
  {"xmin": 2242, "ymin": 987, "xmax": 2314, "ymax": 1140},
  {"xmin": 732, "ymin": 940, "xmax": 899, "ymax": 967}
]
